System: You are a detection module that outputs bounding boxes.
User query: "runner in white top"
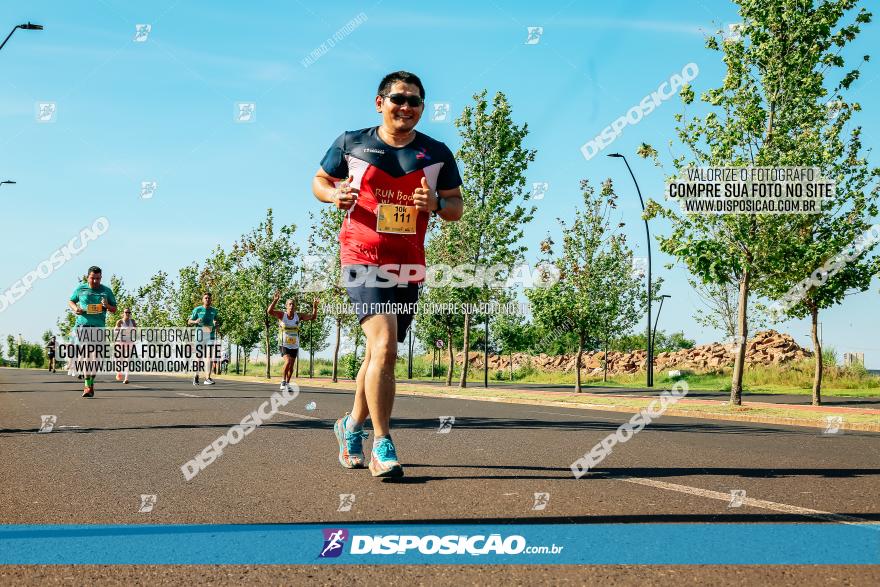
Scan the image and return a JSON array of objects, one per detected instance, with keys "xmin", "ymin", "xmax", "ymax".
[
  {"xmin": 114, "ymin": 309, "xmax": 137, "ymax": 384},
  {"xmin": 267, "ymin": 290, "xmax": 319, "ymax": 391}
]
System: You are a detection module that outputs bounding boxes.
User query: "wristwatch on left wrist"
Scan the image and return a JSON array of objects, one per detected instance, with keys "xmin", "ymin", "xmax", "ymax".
[{"xmin": 432, "ymin": 196, "xmax": 444, "ymax": 215}]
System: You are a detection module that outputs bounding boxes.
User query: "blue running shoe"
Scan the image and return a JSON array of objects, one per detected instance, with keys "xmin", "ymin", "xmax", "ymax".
[
  {"xmin": 334, "ymin": 414, "xmax": 367, "ymax": 469},
  {"xmin": 369, "ymin": 436, "xmax": 403, "ymax": 478}
]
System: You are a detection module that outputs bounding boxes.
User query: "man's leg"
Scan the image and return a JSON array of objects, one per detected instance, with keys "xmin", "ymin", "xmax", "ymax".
[
  {"xmin": 281, "ymin": 354, "xmax": 292, "ymax": 386},
  {"xmin": 350, "ymin": 340, "xmax": 371, "ymax": 425},
  {"xmin": 123, "ymin": 345, "xmax": 130, "ymax": 383},
  {"xmin": 358, "ymin": 313, "xmax": 403, "ymax": 477},
  {"xmin": 203, "ymin": 336, "xmax": 215, "ymax": 383},
  {"xmin": 286, "ymin": 353, "xmax": 295, "ymax": 382},
  {"xmin": 360, "ymin": 314, "xmax": 397, "ymax": 437},
  {"xmin": 334, "ymin": 335, "xmax": 373, "ymax": 469}
]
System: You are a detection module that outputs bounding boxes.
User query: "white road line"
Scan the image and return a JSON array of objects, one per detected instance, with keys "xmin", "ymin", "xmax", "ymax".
[
  {"xmin": 620, "ymin": 477, "xmax": 879, "ymax": 527},
  {"xmin": 176, "ymin": 392, "xmax": 200, "ymax": 398},
  {"xmin": 277, "ymin": 410, "xmax": 320, "ymax": 421},
  {"xmin": 57, "ymin": 425, "xmax": 81, "ymax": 429}
]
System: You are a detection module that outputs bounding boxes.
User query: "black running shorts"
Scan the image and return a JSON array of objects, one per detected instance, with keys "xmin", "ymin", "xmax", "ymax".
[{"xmin": 343, "ymin": 265, "xmax": 420, "ymax": 343}]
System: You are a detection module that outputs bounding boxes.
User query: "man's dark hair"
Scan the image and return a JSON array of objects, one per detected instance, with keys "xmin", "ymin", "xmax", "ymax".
[
  {"xmin": 88, "ymin": 266, "xmax": 102, "ymax": 275},
  {"xmin": 377, "ymin": 71, "xmax": 425, "ymax": 99},
  {"xmin": 203, "ymin": 292, "xmax": 212, "ymax": 297}
]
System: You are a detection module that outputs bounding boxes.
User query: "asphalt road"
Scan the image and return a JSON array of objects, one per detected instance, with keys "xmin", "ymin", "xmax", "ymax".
[{"xmin": 1, "ymin": 368, "xmax": 878, "ymax": 585}]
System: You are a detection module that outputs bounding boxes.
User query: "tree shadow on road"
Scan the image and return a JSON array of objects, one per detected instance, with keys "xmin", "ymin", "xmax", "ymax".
[
  {"xmin": 1, "ymin": 414, "xmax": 876, "ymax": 437},
  {"xmin": 384, "ymin": 463, "xmax": 880, "ymax": 484}
]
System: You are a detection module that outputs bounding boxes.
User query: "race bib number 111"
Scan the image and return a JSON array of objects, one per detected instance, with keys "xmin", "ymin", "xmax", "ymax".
[{"xmin": 376, "ymin": 204, "xmax": 417, "ymax": 234}]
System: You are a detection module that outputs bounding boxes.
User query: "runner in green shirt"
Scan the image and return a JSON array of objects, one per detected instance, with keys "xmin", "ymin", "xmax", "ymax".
[
  {"xmin": 188, "ymin": 292, "xmax": 221, "ymax": 385},
  {"xmin": 67, "ymin": 266, "xmax": 117, "ymax": 397}
]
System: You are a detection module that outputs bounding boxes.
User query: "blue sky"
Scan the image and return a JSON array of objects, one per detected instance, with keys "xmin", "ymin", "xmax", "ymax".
[{"xmin": 2, "ymin": 0, "xmax": 879, "ymax": 367}]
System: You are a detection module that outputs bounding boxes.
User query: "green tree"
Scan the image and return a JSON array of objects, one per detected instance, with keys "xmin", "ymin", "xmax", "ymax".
[
  {"xmin": 528, "ymin": 180, "xmax": 642, "ymax": 392},
  {"xmin": 304, "ymin": 207, "xmax": 355, "ymax": 383},
  {"xmin": 591, "ymin": 233, "xmax": 646, "ymax": 382},
  {"xmin": 449, "ymin": 90, "xmax": 536, "ymax": 387},
  {"xmin": 173, "ymin": 263, "xmax": 202, "ymax": 327},
  {"xmin": 491, "ymin": 306, "xmax": 531, "ymax": 380},
  {"xmin": 135, "ymin": 271, "xmax": 175, "ymax": 327},
  {"xmin": 298, "ymin": 312, "xmax": 332, "ymax": 377},
  {"xmin": 643, "ymin": 0, "xmax": 877, "ymax": 405},
  {"xmin": 749, "ymin": 1, "xmax": 880, "ymax": 405},
  {"xmin": 687, "ymin": 278, "xmax": 770, "ymax": 339},
  {"xmin": 235, "ymin": 209, "xmax": 300, "ymax": 379},
  {"xmin": 421, "ymin": 218, "xmax": 466, "ymax": 386}
]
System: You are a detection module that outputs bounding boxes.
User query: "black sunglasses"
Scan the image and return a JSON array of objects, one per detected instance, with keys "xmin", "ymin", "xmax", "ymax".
[{"xmin": 382, "ymin": 93, "xmax": 423, "ymax": 107}]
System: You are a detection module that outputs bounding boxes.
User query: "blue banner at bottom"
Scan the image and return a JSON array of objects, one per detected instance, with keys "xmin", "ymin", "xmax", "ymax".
[{"xmin": 0, "ymin": 524, "xmax": 877, "ymax": 565}]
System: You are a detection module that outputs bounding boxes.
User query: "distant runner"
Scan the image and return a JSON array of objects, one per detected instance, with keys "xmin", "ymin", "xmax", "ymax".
[
  {"xmin": 220, "ymin": 344, "xmax": 229, "ymax": 375},
  {"xmin": 113, "ymin": 308, "xmax": 137, "ymax": 384},
  {"xmin": 45, "ymin": 336, "xmax": 57, "ymax": 373},
  {"xmin": 187, "ymin": 292, "xmax": 220, "ymax": 386},
  {"xmin": 68, "ymin": 266, "xmax": 118, "ymax": 397},
  {"xmin": 267, "ymin": 290, "xmax": 319, "ymax": 392},
  {"xmin": 312, "ymin": 71, "xmax": 463, "ymax": 477}
]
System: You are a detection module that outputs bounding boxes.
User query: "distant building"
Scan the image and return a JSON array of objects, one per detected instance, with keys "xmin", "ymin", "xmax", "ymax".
[{"xmin": 842, "ymin": 352, "xmax": 865, "ymax": 367}]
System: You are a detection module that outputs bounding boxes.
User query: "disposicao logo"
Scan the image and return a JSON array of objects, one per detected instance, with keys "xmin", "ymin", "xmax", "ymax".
[
  {"xmin": 319, "ymin": 528, "xmax": 349, "ymax": 558},
  {"xmin": 318, "ymin": 530, "xmax": 529, "ymax": 556}
]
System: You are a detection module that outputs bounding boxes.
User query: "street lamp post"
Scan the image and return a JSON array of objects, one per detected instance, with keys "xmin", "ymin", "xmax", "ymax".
[
  {"xmin": 407, "ymin": 328, "xmax": 413, "ymax": 379},
  {"xmin": 478, "ymin": 198, "xmax": 489, "ymax": 388},
  {"xmin": 652, "ymin": 294, "xmax": 671, "ymax": 362},
  {"xmin": 0, "ymin": 22, "xmax": 44, "ymax": 52},
  {"xmin": 608, "ymin": 153, "xmax": 654, "ymax": 387}
]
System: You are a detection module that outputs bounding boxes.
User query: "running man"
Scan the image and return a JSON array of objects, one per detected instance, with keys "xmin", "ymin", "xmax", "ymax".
[
  {"xmin": 187, "ymin": 292, "xmax": 220, "ymax": 385},
  {"xmin": 45, "ymin": 336, "xmax": 57, "ymax": 373},
  {"xmin": 312, "ymin": 71, "xmax": 463, "ymax": 477},
  {"xmin": 113, "ymin": 308, "xmax": 137, "ymax": 384},
  {"xmin": 68, "ymin": 266, "xmax": 118, "ymax": 397},
  {"xmin": 267, "ymin": 291, "xmax": 319, "ymax": 391},
  {"xmin": 220, "ymin": 344, "xmax": 229, "ymax": 374}
]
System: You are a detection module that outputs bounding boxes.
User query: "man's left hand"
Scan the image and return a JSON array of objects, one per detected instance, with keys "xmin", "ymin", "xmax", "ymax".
[{"xmin": 413, "ymin": 177, "xmax": 438, "ymax": 212}]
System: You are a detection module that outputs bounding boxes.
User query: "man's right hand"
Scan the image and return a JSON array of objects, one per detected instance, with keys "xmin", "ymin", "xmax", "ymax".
[
  {"xmin": 74, "ymin": 307, "xmax": 84, "ymax": 315},
  {"xmin": 333, "ymin": 176, "xmax": 358, "ymax": 210}
]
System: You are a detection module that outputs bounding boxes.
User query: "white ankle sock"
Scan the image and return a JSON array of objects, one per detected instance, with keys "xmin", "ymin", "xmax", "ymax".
[{"xmin": 345, "ymin": 416, "xmax": 363, "ymax": 433}]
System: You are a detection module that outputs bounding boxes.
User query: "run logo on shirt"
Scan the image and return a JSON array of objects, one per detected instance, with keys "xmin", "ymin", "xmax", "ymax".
[{"xmin": 320, "ymin": 127, "xmax": 462, "ymax": 281}]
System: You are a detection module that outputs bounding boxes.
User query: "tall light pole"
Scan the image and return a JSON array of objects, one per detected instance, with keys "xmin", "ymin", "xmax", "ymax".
[
  {"xmin": 652, "ymin": 294, "xmax": 671, "ymax": 360},
  {"xmin": 608, "ymin": 152, "xmax": 654, "ymax": 387},
  {"xmin": 407, "ymin": 328, "xmax": 413, "ymax": 379},
  {"xmin": 477, "ymin": 190, "xmax": 489, "ymax": 388},
  {"xmin": 0, "ymin": 22, "xmax": 44, "ymax": 52}
]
